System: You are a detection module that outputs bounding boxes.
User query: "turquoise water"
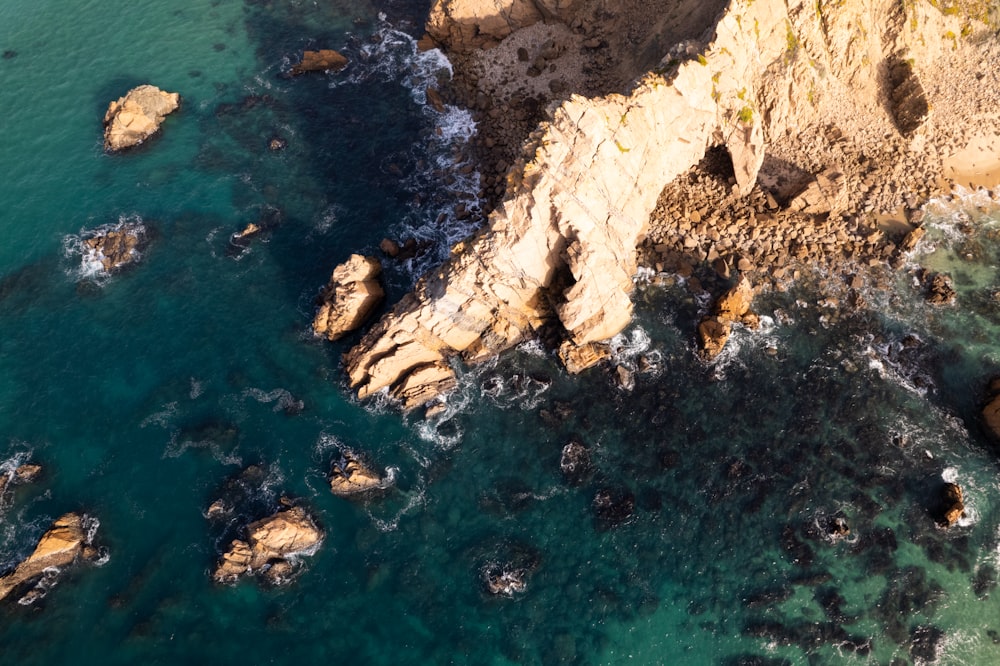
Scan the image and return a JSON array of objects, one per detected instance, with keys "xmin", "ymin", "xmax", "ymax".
[{"xmin": 4, "ymin": 1, "xmax": 1000, "ymax": 664}]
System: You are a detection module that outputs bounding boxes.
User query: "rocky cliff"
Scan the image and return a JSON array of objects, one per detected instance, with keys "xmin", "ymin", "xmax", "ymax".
[{"xmin": 344, "ymin": 0, "xmax": 990, "ymax": 409}]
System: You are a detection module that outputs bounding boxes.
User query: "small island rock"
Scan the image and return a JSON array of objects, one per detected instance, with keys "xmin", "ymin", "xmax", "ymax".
[
  {"xmin": 0, "ymin": 513, "xmax": 102, "ymax": 603},
  {"xmin": 698, "ymin": 275, "xmax": 757, "ymax": 360},
  {"xmin": 939, "ymin": 483, "xmax": 966, "ymax": 527},
  {"xmin": 329, "ymin": 451, "xmax": 383, "ymax": 496},
  {"xmin": 312, "ymin": 254, "xmax": 385, "ymax": 342},
  {"xmin": 83, "ymin": 223, "xmax": 147, "ymax": 272},
  {"xmin": 103, "ymin": 85, "xmax": 180, "ymax": 152}
]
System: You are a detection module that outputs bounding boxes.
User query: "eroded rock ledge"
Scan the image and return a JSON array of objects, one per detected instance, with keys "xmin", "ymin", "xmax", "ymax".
[{"xmin": 344, "ymin": 0, "xmax": 993, "ymax": 409}]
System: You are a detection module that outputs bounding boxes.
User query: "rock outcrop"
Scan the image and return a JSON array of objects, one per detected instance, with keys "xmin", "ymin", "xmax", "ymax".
[
  {"xmin": 313, "ymin": 255, "xmax": 385, "ymax": 342},
  {"xmin": 289, "ymin": 49, "xmax": 348, "ymax": 75},
  {"xmin": 214, "ymin": 505, "xmax": 322, "ymax": 585},
  {"xmin": 938, "ymin": 482, "xmax": 965, "ymax": 527},
  {"xmin": 82, "ymin": 223, "xmax": 147, "ymax": 272},
  {"xmin": 0, "ymin": 463, "xmax": 41, "ymax": 499},
  {"xmin": 103, "ymin": 85, "xmax": 180, "ymax": 152},
  {"xmin": 0, "ymin": 513, "xmax": 101, "ymax": 604},
  {"xmin": 981, "ymin": 378, "xmax": 1000, "ymax": 442},
  {"xmin": 698, "ymin": 275, "xmax": 757, "ymax": 359},
  {"xmin": 342, "ymin": 0, "xmax": 987, "ymax": 409},
  {"xmin": 329, "ymin": 451, "xmax": 384, "ymax": 496}
]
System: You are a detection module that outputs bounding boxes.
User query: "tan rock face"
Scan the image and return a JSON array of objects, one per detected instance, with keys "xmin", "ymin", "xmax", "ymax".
[
  {"xmin": 290, "ymin": 49, "xmax": 348, "ymax": 75},
  {"xmin": 214, "ymin": 506, "xmax": 322, "ymax": 584},
  {"xmin": 103, "ymin": 85, "xmax": 180, "ymax": 152},
  {"xmin": 329, "ymin": 451, "xmax": 383, "ymax": 496},
  {"xmin": 246, "ymin": 506, "xmax": 322, "ymax": 567},
  {"xmin": 313, "ymin": 255, "xmax": 385, "ymax": 342},
  {"xmin": 940, "ymin": 483, "xmax": 965, "ymax": 527},
  {"xmin": 0, "ymin": 513, "xmax": 99, "ymax": 603},
  {"xmin": 344, "ymin": 0, "xmax": 977, "ymax": 408}
]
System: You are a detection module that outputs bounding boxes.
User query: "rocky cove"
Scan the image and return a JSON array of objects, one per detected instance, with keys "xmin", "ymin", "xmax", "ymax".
[
  {"xmin": 6, "ymin": 0, "xmax": 1000, "ymax": 663},
  {"xmin": 336, "ymin": 0, "xmax": 1000, "ymax": 413}
]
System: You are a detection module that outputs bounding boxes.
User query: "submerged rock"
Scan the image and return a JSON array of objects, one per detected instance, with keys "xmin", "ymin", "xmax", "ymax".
[
  {"xmin": 592, "ymin": 487, "xmax": 635, "ymax": 529},
  {"xmin": 103, "ymin": 85, "xmax": 180, "ymax": 152},
  {"xmin": 289, "ymin": 49, "xmax": 348, "ymax": 75},
  {"xmin": 559, "ymin": 439, "xmax": 592, "ymax": 485},
  {"xmin": 484, "ymin": 566, "xmax": 527, "ymax": 596},
  {"xmin": 0, "ymin": 463, "xmax": 41, "ymax": 498},
  {"xmin": 312, "ymin": 254, "xmax": 385, "ymax": 342},
  {"xmin": 329, "ymin": 451, "xmax": 383, "ymax": 496},
  {"xmin": 213, "ymin": 505, "xmax": 322, "ymax": 585},
  {"xmin": 0, "ymin": 513, "xmax": 102, "ymax": 604}
]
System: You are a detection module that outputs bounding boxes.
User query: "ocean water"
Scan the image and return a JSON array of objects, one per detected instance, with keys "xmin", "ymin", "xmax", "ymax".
[{"xmin": 3, "ymin": 1, "xmax": 1000, "ymax": 664}]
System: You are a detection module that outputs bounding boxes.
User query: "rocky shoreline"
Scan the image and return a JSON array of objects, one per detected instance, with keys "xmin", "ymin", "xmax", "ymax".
[{"xmin": 330, "ymin": 0, "xmax": 1000, "ymax": 411}]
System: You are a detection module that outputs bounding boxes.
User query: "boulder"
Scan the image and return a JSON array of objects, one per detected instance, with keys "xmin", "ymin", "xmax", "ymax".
[
  {"xmin": 983, "ymin": 378, "xmax": 1000, "ymax": 441},
  {"xmin": 698, "ymin": 276, "xmax": 756, "ymax": 359},
  {"xmin": 214, "ymin": 506, "xmax": 322, "ymax": 584},
  {"xmin": 558, "ymin": 341, "xmax": 611, "ymax": 374},
  {"xmin": 329, "ymin": 451, "xmax": 383, "ymax": 496},
  {"xmin": 925, "ymin": 272, "xmax": 956, "ymax": 305},
  {"xmin": 484, "ymin": 566, "xmax": 527, "ymax": 596},
  {"xmin": 289, "ymin": 49, "xmax": 348, "ymax": 75},
  {"xmin": 939, "ymin": 483, "xmax": 965, "ymax": 527},
  {"xmin": 13, "ymin": 464, "xmax": 41, "ymax": 484},
  {"xmin": 559, "ymin": 439, "xmax": 592, "ymax": 485},
  {"xmin": 312, "ymin": 255, "xmax": 385, "ymax": 341},
  {"xmin": 0, "ymin": 513, "xmax": 101, "ymax": 603},
  {"xmin": 103, "ymin": 85, "xmax": 180, "ymax": 152},
  {"xmin": 83, "ymin": 223, "xmax": 146, "ymax": 272}
]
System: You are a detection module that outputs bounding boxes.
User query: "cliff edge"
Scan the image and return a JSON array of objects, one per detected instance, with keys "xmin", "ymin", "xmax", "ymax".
[{"xmin": 344, "ymin": 0, "xmax": 994, "ymax": 409}]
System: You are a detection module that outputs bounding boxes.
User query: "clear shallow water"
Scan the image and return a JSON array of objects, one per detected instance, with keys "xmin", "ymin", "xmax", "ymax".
[{"xmin": 4, "ymin": 1, "xmax": 1000, "ymax": 664}]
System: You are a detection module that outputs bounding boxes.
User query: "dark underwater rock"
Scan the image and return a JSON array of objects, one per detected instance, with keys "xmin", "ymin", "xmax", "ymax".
[
  {"xmin": 592, "ymin": 487, "xmax": 635, "ymax": 529},
  {"xmin": 909, "ymin": 625, "xmax": 945, "ymax": 663},
  {"xmin": 973, "ymin": 564, "xmax": 997, "ymax": 599},
  {"xmin": 780, "ymin": 525, "xmax": 815, "ymax": 567},
  {"xmin": 559, "ymin": 438, "xmax": 592, "ymax": 485}
]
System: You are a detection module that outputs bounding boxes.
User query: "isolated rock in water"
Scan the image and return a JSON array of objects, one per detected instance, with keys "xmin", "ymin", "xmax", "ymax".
[
  {"xmin": 290, "ymin": 49, "xmax": 348, "ymax": 75},
  {"xmin": 699, "ymin": 276, "xmax": 756, "ymax": 359},
  {"xmin": 103, "ymin": 85, "xmax": 180, "ymax": 152},
  {"xmin": 558, "ymin": 341, "xmax": 612, "ymax": 374},
  {"xmin": 312, "ymin": 254, "xmax": 384, "ymax": 342},
  {"xmin": 560, "ymin": 439, "xmax": 592, "ymax": 486},
  {"xmin": 939, "ymin": 483, "xmax": 965, "ymax": 527},
  {"xmin": 484, "ymin": 566, "xmax": 527, "ymax": 596},
  {"xmin": 329, "ymin": 451, "xmax": 383, "ymax": 496},
  {"xmin": 1, "ymin": 463, "xmax": 42, "ymax": 498},
  {"xmin": 925, "ymin": 272, "xmax": 956, "ymax": 305},
  {"xmin": 214, "ymin": 506, "xmax": 322, "ymax": 584},
  {"xmin": 982, "ymin": 378, "xmax": 1000, "ymax": 441},
  {"xmin": 0, "ymin": 513, "xmax": 101, "ymax": 603},
  {"xmin": 82, "ymin": 223, "xmax": 147, "ymax": 272}
]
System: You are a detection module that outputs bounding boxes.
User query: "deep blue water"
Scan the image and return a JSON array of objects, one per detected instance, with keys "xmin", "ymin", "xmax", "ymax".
[{"xmin": 4, "ymin": 1, "xmax": 1000, "ymax": 664}]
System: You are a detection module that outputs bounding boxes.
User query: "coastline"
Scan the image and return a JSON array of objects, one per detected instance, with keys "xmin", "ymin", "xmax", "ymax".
[{"xmin": 343, "ymin": 0, "xmax": 1000, "ymax": 410}]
